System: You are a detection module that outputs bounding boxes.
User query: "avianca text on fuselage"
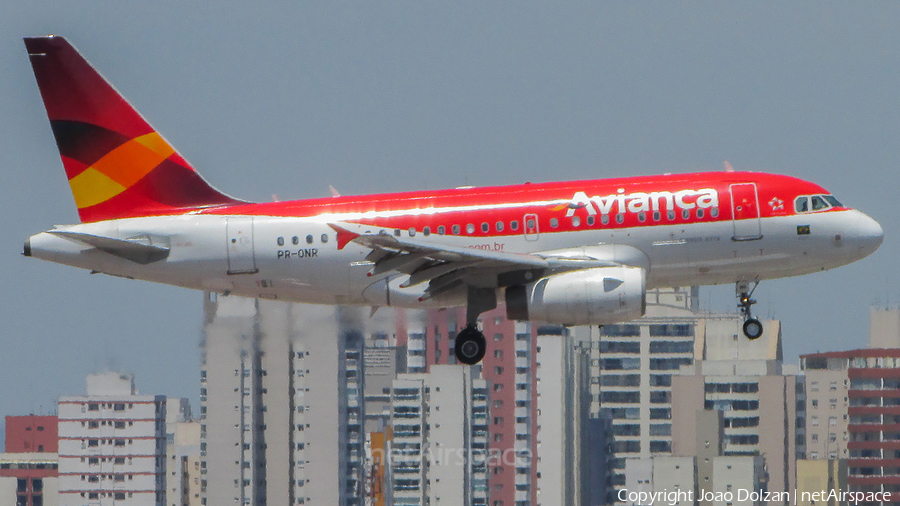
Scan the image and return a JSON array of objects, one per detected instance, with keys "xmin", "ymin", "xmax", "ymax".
[
  {"xmin": 565, "ymin": 188, "xmax": 719, "ymax": 217},
  {"xmin": 20, "ymin": 35, "xmax": 884, "ymax": 365}
]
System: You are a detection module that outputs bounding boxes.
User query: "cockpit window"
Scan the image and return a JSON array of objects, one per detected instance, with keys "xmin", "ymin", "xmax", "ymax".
[
  {"xmin": 824, "ymin": 195, "xmax": 843, "ymax": 207},
  {"xmin": 795, "ymin": 194, "xmax": 842, "ymax": 214},
  {"xmin": 810, "ymin": 195, "xmax": 829, "ymax": 211}
]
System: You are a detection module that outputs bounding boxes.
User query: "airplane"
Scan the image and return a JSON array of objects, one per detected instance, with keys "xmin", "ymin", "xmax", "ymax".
[{"xmin": 22, "ymin": 35, "xmax": 883, "ymax": 365}]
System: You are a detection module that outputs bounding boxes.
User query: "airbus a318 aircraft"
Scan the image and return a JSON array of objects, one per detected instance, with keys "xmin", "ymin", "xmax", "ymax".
[{"xmin": 22, "ymin": 36, "xmax": 883, "ymax": 364}]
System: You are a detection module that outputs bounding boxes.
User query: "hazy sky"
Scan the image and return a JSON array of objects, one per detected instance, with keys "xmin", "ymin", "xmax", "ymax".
[{"xmin": 1, "ymin": 2, "xmax": 899, "ymax": 426}]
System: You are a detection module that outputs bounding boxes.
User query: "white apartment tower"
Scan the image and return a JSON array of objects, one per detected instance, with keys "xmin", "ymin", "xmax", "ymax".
[
  {"xmin": 388, "ymin": 365, "xmax": 489, "ymax": 506},
  {"xmin": 200, "ymin": 294, "xmax": 365, "ymax": 506},
  {"xmin": 58, "ymin": 372, "xmax": 167, "ymax": 506},
  {"xmin": 534, "ymin": 330, "xmax": 591, "ymax": 506}
]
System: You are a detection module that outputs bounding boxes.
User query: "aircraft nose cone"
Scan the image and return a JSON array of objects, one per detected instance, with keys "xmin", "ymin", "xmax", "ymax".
[{"xmin": 854, "ymin": 211, "xmax": 883, "ymax": 257}]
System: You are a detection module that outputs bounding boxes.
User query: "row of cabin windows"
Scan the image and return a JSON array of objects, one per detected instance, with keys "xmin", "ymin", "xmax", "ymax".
[
  {"xmin": 277, "ymin": 234, "xmax": 330, "ymax": 246},
  {"xmin": 275, "ymin": 207, "xmax": 721, "ymax": 245}
]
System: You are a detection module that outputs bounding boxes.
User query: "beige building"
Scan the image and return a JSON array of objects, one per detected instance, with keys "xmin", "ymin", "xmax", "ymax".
[
  {"xmin": 670, "ymin": 318, "xmax": 800, "ymax": 502},
  {"xmin": 870, "ymin": 306, "xmax": 900, "ymax": 348},
  {"xmin": 802, "ymin": 367, "xmax": 849, "ymax": 460},
  {"xmin": 166, "ymin": 422, "xmax": 201, "ymax": 506},
  {"xmin": 795, "ymin": 459, "xmax": 847, "ymax": 506}
]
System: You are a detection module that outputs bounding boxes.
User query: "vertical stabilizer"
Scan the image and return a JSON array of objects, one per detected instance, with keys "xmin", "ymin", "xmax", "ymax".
[{"xmin": 24, "ymin": 35, "xmax": 245, "ymax": 222}]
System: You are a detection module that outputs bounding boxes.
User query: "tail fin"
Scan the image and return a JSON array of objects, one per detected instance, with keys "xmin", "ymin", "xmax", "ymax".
[{"xmin": 24, "ymin": 35, "xmax": 245, "ymax": 222}]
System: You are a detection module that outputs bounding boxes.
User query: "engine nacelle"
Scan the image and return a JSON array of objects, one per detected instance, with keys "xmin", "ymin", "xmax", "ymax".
[{"xmin": 505, "ymin": 266, "xmax": 646, "ymax": 326}]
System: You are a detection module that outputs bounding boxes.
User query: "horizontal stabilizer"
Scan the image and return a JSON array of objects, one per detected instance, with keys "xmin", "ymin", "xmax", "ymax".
[{"xmin": 49, "ymin": 231, "xmax": 169, "ymax": 264}]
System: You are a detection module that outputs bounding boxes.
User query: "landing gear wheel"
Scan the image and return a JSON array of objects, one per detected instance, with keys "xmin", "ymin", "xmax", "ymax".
[
  {"xmin": 736, "ymin": 280, "xmax": 763, "ymax": 340},
  {"xmin": 742, "ymin": 318, "xmax": 764, "ymax": 340},
  {"xmin": 455, "ymin": 325, "xmax": 487, "ymax": 365}
]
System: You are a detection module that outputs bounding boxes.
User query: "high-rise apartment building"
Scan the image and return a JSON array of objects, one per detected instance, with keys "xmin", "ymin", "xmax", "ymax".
[
  {"xmin": 670, "ymin": 317, "xmax": 800, "ymax": 501},
  {"xmin": 57, "ymin": 372, "xmax": 167, "ymax": 506},
  {"xmin": 585, "ymin": 287, "xmax": 699, "ymax": 489},
  {"xmin": 200, "ymin": 294, "xmax": 365, "ymax": 506},
  {"xmin": 801, "ymin": 348, "xmax": 900, "ymax": 502},
  {"xmin": 534, "ymin": 330, "xmax": 593, "ymax": 506},
  {"xmin": 388, "ymin": 365, "xmax": 489, "ymax": 505},
  {"xmin": 421, "ymin": 307, "xmax": 538, "ymax": 506}
]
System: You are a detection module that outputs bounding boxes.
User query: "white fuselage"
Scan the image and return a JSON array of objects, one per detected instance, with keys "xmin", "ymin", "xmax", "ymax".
[{"xmin": 26, "ymin": 207, "xmax": 882, "ymax": 310}]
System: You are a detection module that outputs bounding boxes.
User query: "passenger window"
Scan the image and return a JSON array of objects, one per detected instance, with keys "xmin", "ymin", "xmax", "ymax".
[
  {"xmin": 466, "ymin": 224, "xmax": 475, "ymax": 234},
  {"xmin": 394, "ymin": 229, "xmax": 401, "ymax": 237},
  {"xmin": 550, "ymin": 218, "xmax": 559, "ymax": 228},
  {"xmin": 277, "ymin": 237, "xmax": 284, "ymax": 246},
  {"xmin": 572, "ymin": 216, "xmax": 581, "ymax": 227},
  {"xmin": 795, "ymin": 197, "xmax": 809, "ymax": 213},
  {"xmin": 711, "ymin": 208, "xmax": 719, "ymax": 218},
  {"xmin": 601, "ymin": 215, "xmax": 610, "ymax": 225},
  {"xmin": 452, "ymin": 225, "xmax": 461, "ymax": 235},
  {"xmin": 587, "ymin": 216, "xmax": 595, "ymax": 226},
  {"xmin": 682, "ymin": 209, "xmax": 690, "ymax": 220},
  {"xmin": 652, "ymin": 211, "xmax": 661, "ymax": 222},
  {"xmin": 423, "ymin": 227, "xmax": 431, "ymax": 236},
  {"xmin": 526, "ymin": 219, "xmax": 535, "ymax": 229},
  {"xmin": 496, "ymin": 222, "xmax": 504, "ymax": 232},
  {"xmin": 437, "ymin": 226, "xmax": 446, "ymax": 235},
  {"xmin": 292, "ymin": 236, "xmax": 299, "ymax": 245},
  {"xmin": 306, "ymin": 235, "xmax": 314, "ymax": 244},
  {"xmin": 667, "ymin": 210, "xmax": 676, "ymax": 221},
  {"xmin": 697, "ymin": 209, "xmax": 705, "ymax": 219},
  {"xmin": 510, "ymin": 220, "xmax": 519, "ymax": 231},
  {"xmin": 409, "ymin": 228, "xmax": 416, "ymax": 237},
  {"xmin": 811, "ymin": 196, "xmax": 829, "ymax": 211},
  {"xmin": 321, "ymin": 234, "xmax": 329, "ymax": 243},
  {"xmin": 481, "ymin": 223, "xmax": 489, "ymax": 233},
  {"xmin": 615, "ymin": 214, "xmax": 624, "ymax": 224},
  {"xmin": 637, "ymin": 212, "xmax": 646, "ymax": 223}
]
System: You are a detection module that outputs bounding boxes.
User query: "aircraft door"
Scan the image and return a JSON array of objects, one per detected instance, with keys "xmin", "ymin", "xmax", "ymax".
[
  {"xmin": 524, "ymin": 214, "xmax": 539, "ymax": 241},
  {"xmin": 730, "ymin": 183, "xmax": 762, "ymax": 241},
  {"xmin": 226, "ymin": 217, "xmax": 258, "ymax": 274}
]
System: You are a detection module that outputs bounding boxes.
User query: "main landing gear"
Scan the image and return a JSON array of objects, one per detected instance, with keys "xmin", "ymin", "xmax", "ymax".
[
  {"xmin": 737, "ymin": 280, "xmax": 763, "ymax": 340},
  {"xmin": 453, "ymin": 286, "xmax": 496, "ymax": 365}
]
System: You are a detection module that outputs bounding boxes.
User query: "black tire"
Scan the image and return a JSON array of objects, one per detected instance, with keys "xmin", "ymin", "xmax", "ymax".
[
  {"xmin": 455, "ymin": 327, "xmax": 487, "ymax": 365},
  {"xmin": 743, "ymin": 318, "xmax": 764, "ymax": 340}
]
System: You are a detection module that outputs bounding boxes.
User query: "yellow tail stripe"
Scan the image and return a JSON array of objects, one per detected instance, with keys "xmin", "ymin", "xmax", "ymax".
[{"xmin": 69, "ymin": 168, "xmax": 126, "ymax": 209}]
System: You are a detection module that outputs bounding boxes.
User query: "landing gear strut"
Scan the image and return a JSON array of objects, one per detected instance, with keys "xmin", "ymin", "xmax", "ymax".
[
  {"xmin": 453, "ymin": 286, "xmax": 495, "ymax": 365},
  {"xmin": 737, "ymin": 280, "xmax": 763, "ymax": 340}
]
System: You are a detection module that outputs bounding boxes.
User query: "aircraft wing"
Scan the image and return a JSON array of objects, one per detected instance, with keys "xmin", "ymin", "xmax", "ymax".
[{"xmin": 330, "ymin": 224, "xmax": 619, "ymax": 299}]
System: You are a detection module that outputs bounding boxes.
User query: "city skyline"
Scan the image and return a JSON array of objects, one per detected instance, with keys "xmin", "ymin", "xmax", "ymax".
[{"xmin": 3, "ymin": 2, "xmax": 899, "ymax": 425}]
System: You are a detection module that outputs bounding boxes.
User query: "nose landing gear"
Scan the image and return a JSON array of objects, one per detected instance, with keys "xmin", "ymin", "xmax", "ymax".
[{"xmin": 737, "ymin": 280, "xmax": 763, "ymax": 340}]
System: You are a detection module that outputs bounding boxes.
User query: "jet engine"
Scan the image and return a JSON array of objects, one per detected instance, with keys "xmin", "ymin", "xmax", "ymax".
[{"xmin": 505, "ymin": 266, "xmax": 646, "ymax": 326}]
